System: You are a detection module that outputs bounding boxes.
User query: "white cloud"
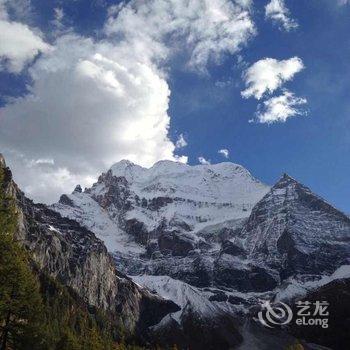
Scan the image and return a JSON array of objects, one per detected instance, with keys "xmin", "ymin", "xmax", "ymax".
[
  {"xmin": 175, "ymin": 134, "xmax": 188, "ymax": 149},
  {"xmin": 0, "ymin": 0, "xmax": 254, "ymax": 203},
  {"xmin": 174, "ymin": 155, "xmax": 188, "ymax": 164},
  {"xmin": 4, "ymin": 150, "xmax": 96, "ymax": 204},
  {"xmin": 198, "ymin": 156, "xmax": 211, "ymax": 165},
  {"xmin": 338, "ymin": 0, "xmax": 350, "ymax": 5},
  {"xmin": 0, "ymin": 34, "xmax": 175, "ymax": 202},
  {"xmin": 0, "ymin": 1, "xmax": 49, "ymax": 72},
  {"xmin": 218, "ymin": 149, "xmax": 229, "ymax": 158},
  {"xmin": 105, "ymin": 0, "xmax": 255, "ymax": 72},
  {"xmin": 241, "ymin": 57, "xmax": 304, "ymax": 100},
  {"xmin": 265, "ymin": 0, "xmax": 298, "ymax": 32},
  {"xmin": 255, "ymin": 90, "xmax": 307, "ymax": 124}
]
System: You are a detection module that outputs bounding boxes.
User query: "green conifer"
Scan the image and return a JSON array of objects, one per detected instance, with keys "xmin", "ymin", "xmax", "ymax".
[{"xmin": 0, "ymin": 167, "xmax": 46, "ymax": 349}]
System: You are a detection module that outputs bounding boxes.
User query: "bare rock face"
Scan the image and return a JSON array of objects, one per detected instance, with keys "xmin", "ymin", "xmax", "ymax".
[
  {"xmin": 73, "ymin": 184, "xmax": 82, "ymax": 193},
  {"xmin": 213, "ymin": 254, "xmax": 278, "ymax": 292},
  {"xmin": 0, "ymin": 159, "xmax": 179, "ymax": 337},
  {"xmin": 158, "ymin": 231, "xmax": 197, "ymax": 256},
  {"xmin": 240, "ymin": 174, "xmax": 350, "ymax": 279}
]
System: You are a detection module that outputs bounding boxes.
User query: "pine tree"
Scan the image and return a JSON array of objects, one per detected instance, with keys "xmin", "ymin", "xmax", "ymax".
[{"xmin": 0, "ymin": 167, "xmax": 45, "ymax": 350}]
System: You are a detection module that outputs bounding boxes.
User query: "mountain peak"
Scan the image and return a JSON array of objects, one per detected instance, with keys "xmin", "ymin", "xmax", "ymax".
[
  {"xmin": 73, "ymin": 185, "xmax": 82, "ymax": 194},
  {"xmin": 281, "ymin": 172, "xmax": 293, "ymax": 180},
  {"xmin": 281, "ymin": 172, "xmax": 297, "ymax": 182},
  {"xmin": 110, "ymin": 159, "xmax": 146, "ymax": 180},
  {"xmin": 274, "ymin": 173, "xmax": 299, "ymax": 188},
  {"xmin": 152, "ymin": 159, "xmax": 188, "ymax": 168},
  {"xmin": 112, "ymin": 159, "xmax": 137, "ymax": 168},
  {"xmin": 242, "ymin": 173, "xmax": 350, "ymax": 277}
]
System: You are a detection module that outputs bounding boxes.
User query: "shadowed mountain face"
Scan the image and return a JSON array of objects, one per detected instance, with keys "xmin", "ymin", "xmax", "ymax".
[
  {"xmin": 4, "ymin": 155, "xmax": 349, "ymax": 349},
  {"xmin": 240, "ymin": 174, "xmax": 350, "ymax": 279}
]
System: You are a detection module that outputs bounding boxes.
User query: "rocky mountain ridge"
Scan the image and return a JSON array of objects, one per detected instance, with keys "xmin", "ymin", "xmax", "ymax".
[
  {"xmin": 51, "ymin": 159, "xmax": 350, "ymax": 349},
  {"xmin": 0, "ymin": 154, "xmax": 179, "ymax": 342},
  {"xmin": 240, "ymin": 174, "xmax": 350, "ymax": 278}
]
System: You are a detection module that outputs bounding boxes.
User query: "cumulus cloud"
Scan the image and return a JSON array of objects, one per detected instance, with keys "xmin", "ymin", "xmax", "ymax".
[
  {"xmin": 105, "ymin": 0, "xmax": 255, "ymax": 72},
  {"xmin": 175, "ymin": 134, "xmax": 188, "ymax": 149},
  {"xmin": 255, "ymin": 90, "xmax": 307, "ymax": 124},
  {"xmin": 265, "ymin": 0, "xmax": 298, "ymax": 31},
  {"xmin": 218, "ymin": 149, "xmax": 229, "ymax": 158},
  {"xmin": 198, "ymin": 156, "xmax": 211, "ymax": 165},
  {"xmin": 241, "ymin": 56, "xmax": 306, "ymax": 124},
  {"xmin": 242, "ymin": 57, "xmax": 304, "ymax": 100},
  {"xmin": 0, "ymin": 0, "xmax": 49, "ymax": 72},
  {"xmin": 0, "ymin": 0, "xmax": 254, "ymax": 203},
  {"xmin": 0, "ymin": 34, "xmax": 175, "ymax": 201}
]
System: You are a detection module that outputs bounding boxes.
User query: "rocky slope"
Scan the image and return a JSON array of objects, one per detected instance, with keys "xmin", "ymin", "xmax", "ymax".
[
  {"xmin": 240, "ymin": 174, "xmax": 350, "ymax": 277},
  {"xmin": 0, "ymin": 154, "xmax": 179, "ymax": 340},
  {"xmin": 48, "ymin": 158, "xmax": 350, "ymax": 349}
]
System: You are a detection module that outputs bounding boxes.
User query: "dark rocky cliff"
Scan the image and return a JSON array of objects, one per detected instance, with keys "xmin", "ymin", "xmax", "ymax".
[{"xmin": 0, "ymin": 154, "xmax": 179, "ymax": 339}]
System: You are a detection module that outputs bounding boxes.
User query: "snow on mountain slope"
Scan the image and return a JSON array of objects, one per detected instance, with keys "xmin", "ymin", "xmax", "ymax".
[
  {"xmin": 132, "ymin": 275, "xmax": 219, "ymax": 322},
  {"xmin": 275, "ymin": 265, "xmax": 350, "ymax": 302},
  {"xmin": 112, "ymin": 160, "xmax": 269, "ymax": 233},
  {"xmin": 239, "ymin": 174, "xmax": 350, "ymax": 277},
  {"xmin": 52, "ymin": 160, "xmax": 269, "ymax": 253},
  {"xmin": 111, "ymin": 160, "xmax": 267, "ymax": 203},
  {"xmin": 53, "ymin": 189, "xmax": 144, "ymax": 253}
]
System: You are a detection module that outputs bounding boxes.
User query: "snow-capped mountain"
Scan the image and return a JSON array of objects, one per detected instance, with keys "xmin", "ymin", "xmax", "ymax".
[
  {"xmin": 52, "ymin": 159, "xmax": 350, "ymax": 293},
  {"xmin": 240, "ymin": 174, "xmax": 350, "ymax": 277},
  {"xmin": 51, "ymin": 159, "xmax": 350, "ymax": 349},
  {"xmin": 52, "ymin": 160, "xmax": 269, "ymax": 254}
]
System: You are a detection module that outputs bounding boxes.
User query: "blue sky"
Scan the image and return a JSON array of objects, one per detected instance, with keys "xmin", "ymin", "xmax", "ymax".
[
  {"xmin": 0, "ymin": 0, "xmax": 349, "ymax": 213},
  {"xmin": 170, "ymin": 1, "xmax": 350, "ymax": 212}
]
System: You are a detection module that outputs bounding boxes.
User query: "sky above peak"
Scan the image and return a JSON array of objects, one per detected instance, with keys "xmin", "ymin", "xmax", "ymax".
[{"xmin": 0, "ymin": 0, "xmax": 349, "ymax": 213}]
